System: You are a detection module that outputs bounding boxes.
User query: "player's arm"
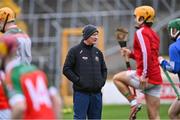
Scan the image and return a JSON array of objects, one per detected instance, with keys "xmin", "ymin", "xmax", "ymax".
[
  {"xmin": 9, "ymin": 93, "xmax": 26, "ymax": 119},
  {"xmin": 159, "ymin": 44, "xmax": 180, "ymax": 73},
  {"xmin": 159, "ymin": 58, "xmax": 180, "ymax": 73},
  {"xmin": 8, "ymin": 89, "xmax": 26, "ymax": 119},
  {"xmin": 136, "ymin": 30, "xmax": 151, "ymax": 89},
  {"xmin": 24, "ymin": 37, "xmax": 32, "ymax": 63},
  {"xmin": 49, "ymin": 86, "xmax": 62, "ymax": 119},
  {"xmin": 7, "ymin": 72, "xmax": 26, "ymax": 119},
  {"xmin": 17, "ymin": 37, "xmax": 32, "ymax": 64},
  {"xmin": 136, "ymin": 29, "xmax": 151, "ymax": 78},
  {"xmin": 10, "ymin": 97, "xmax": 26, "ymax": 119},
  {"xmin": 129, "ymin": 50, "xmax": 135, "ymax": 59}
]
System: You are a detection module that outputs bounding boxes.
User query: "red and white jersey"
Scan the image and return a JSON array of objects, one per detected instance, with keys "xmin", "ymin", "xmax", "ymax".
[
  {"xmin": 130, "ymin": 25, "xmax": 162, "ymax": 85},
  {"xmin": 0, "ymin": 71, "xmax": 9, "ymax": 110}
]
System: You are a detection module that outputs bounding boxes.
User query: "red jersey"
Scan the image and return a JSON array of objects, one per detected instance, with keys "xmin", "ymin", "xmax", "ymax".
[
  {"xmin": 130, "ymin": 25, "xmax": 162, "ymax": 85},
  {"xmin": 7, "ymin": 63, "xmax": 55, "ymax": 119},
  {"xmin": 0, "ymin": 85, "xmax": 9, "ymax": 110},
  {"xmin": 0, "ymin": 71, "xmax": 9, "ymax": 110}
]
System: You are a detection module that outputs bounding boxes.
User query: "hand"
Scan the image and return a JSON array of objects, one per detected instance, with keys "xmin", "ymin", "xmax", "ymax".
[
  {"xmin": 158, "ymin": 57, "xmax": 168, "ymax": 70},
  {"xmin": 139, "ymin": 76, "xmax": 148, "ymax": 90},
  {"xmin": 158, "ymin": 56, "xmax": 164, "ymax": 64},
  {"xmin": 120, "ymin": 47, "xmax": 131, "ymax": 57}
]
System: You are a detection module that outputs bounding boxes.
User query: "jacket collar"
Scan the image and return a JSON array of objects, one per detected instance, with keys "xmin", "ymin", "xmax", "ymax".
[{"xmin": 80, "ymin": 40, "xmax": 93, "ymax": 49}]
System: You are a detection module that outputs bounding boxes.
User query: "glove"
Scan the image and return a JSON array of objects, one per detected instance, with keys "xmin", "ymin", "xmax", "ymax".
[
  {"xmin": 158, "ymin": 56, "xmax": 169, "ymax": 70},
  {"xmin": 158, "ymin": 56, "xmax": 165, "ymax": 64},
  {"xmin": 158, "ymin": 56, "xmax": 165, "ymax": 69}
]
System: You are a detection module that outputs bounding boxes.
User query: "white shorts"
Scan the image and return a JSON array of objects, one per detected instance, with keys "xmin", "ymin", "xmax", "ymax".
[
  {"xmin": 0, "ymin": 109, "xmax": 11, "ymax": 120},
  {"xmin": 126, "ymin": 70, "xmax": 161, "ymax": 98}
]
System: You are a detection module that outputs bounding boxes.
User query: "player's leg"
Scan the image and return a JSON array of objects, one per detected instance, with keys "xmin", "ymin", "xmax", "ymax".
[
  {"xmin": 144, "ymin": 85, "xmax": 161, "ymax": 120},
  {"xmin": 113, "ymin": 70, "xmax": 142, "ymax": 120},
  {"xmin": 168, "ymin": 99, "xmax": 180, "ymax": 119},
  {"xmin": 145, "ymin": 95, "xmax": 160, "ymax": 119},
  {"xmin": 113, "ymin": 70, "xmax": 136, "ymax": 102}
]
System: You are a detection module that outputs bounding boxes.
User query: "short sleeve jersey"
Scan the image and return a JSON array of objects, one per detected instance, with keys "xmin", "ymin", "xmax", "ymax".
[
  {"xmin": 4, "ymin": 27, "xmax": 32, "ymax": 64},
  {"xmin": 7, "ymin": 64, "xmax": 55, "ymax": 119}
]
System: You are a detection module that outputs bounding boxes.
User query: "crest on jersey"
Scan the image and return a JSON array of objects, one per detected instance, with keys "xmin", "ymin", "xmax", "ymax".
[
  {"xmin": 82, "ymin": 56, "xmax": 88, "ymax": 60},
  {"xmin": 95, "ymin": 56, "xmax": 99, "ymax": 62}
]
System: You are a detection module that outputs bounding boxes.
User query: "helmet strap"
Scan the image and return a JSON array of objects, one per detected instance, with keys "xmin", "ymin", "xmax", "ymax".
[
  {"xmin": 144, "ymin": 15, "xmax": 151, "ymax": 23},
  {"xmin": 1, "ymin": 14, "xmax": 9, "ymax": 33},
  {"xmin": 143, "ymin": 16, "xmax": 153, "ymax": 27}
]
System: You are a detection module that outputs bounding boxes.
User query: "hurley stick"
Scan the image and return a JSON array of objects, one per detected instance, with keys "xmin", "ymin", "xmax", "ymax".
[{"xmin": 162, "ymin": 68, "xmax": 180, "ymax": 100}]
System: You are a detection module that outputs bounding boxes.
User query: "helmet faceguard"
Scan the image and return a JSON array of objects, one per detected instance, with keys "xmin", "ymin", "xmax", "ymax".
[
  {"xmin": 0, "ymin": 7, "xmax": 16, "ymax": 33},
  {"xmin": 168, "ymin": 18, "xmax": 180, "ymax": 41},
  {"xmin": 134, "ymin": 6, "xmax": 155, "ymax": 26}
]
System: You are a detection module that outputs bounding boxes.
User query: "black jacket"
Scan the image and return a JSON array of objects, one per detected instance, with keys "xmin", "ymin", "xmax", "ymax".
[{"xmin": 63, "ymin": 41, "xmax": 107, "ymax": 93}]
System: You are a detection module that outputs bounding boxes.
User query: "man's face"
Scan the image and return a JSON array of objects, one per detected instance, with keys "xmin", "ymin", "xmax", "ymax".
[{"xmin": 86, "ymin": 32, "xmax": 98, "ymax": 45}]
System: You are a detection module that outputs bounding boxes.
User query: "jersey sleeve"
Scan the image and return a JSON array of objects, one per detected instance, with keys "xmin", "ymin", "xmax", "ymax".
[
  {"xmin": 16, "ymin": 35, "xmax": 32, "ymax": 64},
  {"xmin": 136, "ymin": 28, "xmax": 151, "ymax": 78},
  {"xmin": 161, "ymin": 44, "xmax": 180, "ymax": 73},
  {"xmin": 9, "ymin": 94, "xmax": 25, "ymax": 106},
  {"xmin": 6, "ymin": 70, "xmax": 25, "ymax": 106},
  {"xmin": 129, "ymin": 51, "xmax": 135, "ymax": 59}
]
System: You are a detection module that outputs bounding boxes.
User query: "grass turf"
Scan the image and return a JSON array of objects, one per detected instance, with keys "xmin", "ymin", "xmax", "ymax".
[{"xmin": 63, "ymin": 104, "xmax": 170, "ymax": 119}]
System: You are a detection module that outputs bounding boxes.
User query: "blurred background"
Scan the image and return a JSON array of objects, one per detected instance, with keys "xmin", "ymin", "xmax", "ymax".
[{"xmin": 1, "ymin": 0, "xmax": 180, "ymax": 119}]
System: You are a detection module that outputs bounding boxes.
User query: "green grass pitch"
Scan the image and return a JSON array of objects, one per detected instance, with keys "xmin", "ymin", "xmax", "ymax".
[{"xmin": 63, "ymin": 104, "xmax": 170, "ymax": 119}]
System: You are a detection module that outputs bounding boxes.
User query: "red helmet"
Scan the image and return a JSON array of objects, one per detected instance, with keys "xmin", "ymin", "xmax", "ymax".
[{"xmin": 0, "ymin": 35, "xmax": 17, "ymax": 58}]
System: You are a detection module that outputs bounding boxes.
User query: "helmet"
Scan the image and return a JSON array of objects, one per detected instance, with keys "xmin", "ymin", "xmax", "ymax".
[
  {"xmin": 167, "ymin": 18, "xmax": 180, "ymax": 38},
  {"xmin": 0, "ymin": 35, "xmax": 17, "ymax": 58},
  {"xmin": 0, "ymin": 7, "xmax": 15, "ymax": 22},
  {"xmin": 134, "ymin": 6, "xmax": 155, "ymax": 23}
]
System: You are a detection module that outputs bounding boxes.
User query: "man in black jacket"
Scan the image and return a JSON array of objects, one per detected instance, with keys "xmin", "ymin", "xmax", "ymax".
[{"xmin": 63, "ymin": 24, "xmax": 107, "ymax": 119}]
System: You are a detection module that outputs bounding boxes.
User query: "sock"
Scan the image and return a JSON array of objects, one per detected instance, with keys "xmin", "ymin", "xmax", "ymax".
[
  {"xmin": 124, "ymin": 92, "xmax": 135, "ymax": 101},
  {"xmin": 124, "ymin": 92, "xmax": 131, "ymax": 97},
  {"xmin": 130, "ymin": 99, "xmax": 137, "ymax": 107}
]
